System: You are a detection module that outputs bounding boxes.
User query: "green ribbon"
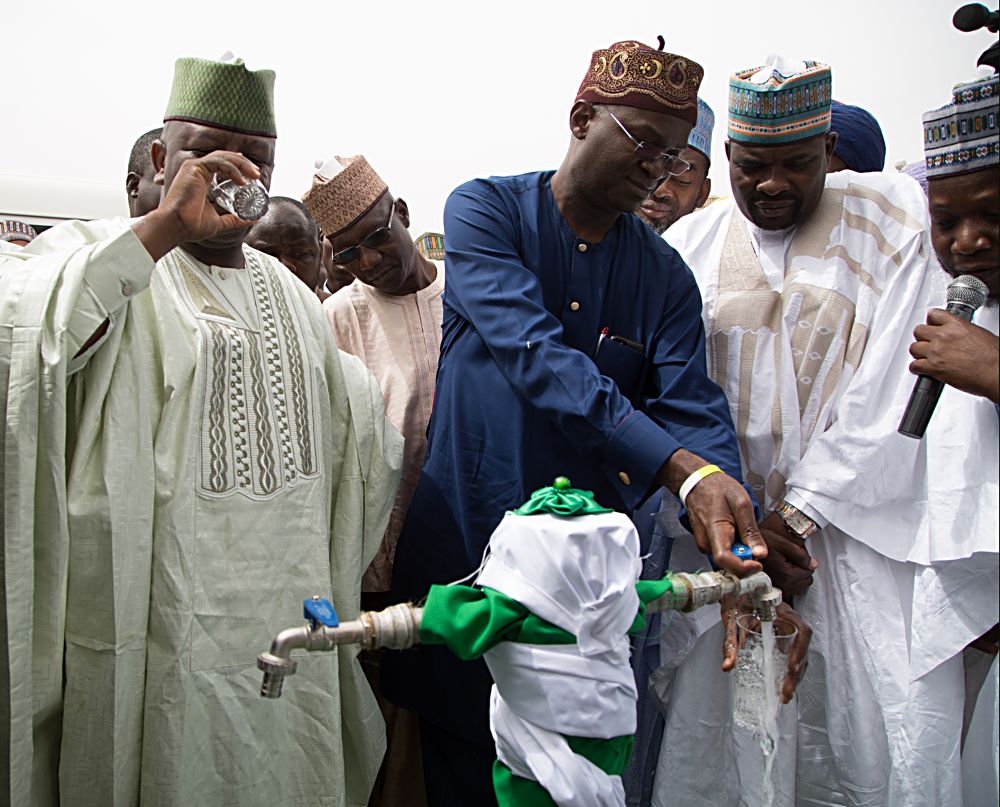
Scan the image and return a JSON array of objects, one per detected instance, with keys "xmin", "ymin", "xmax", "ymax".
[{"xmin": 512, "ymin": 476, "xmax": 613, "ymax": 517}]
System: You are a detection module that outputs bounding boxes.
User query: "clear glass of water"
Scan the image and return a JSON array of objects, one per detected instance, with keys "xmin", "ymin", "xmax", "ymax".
[
  {"xmin": 733, "ymin": 615, "xmax": 798, "ymax": 732},
  {"xmin": 208, "ymin": 175, "xmax": 270, "ymax": 221}
]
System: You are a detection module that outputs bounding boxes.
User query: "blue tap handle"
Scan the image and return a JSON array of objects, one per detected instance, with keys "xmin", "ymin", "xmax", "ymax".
[
  {"xmin": 731, "ymin": 543, "xmax": 752, "ymax": 560},
  {"xmin": 304, "ymin": 597, "xmax": 339, "ymax": 628}
]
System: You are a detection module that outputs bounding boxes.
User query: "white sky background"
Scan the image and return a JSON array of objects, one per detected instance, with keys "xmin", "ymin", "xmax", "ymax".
[{"xmin": 2, "ymin": 0, "xmax": 995, "ymax": 235}]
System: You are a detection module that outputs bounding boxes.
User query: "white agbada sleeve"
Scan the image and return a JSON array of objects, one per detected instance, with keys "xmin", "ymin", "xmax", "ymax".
[
  {"xmin": 774, "ymin": 178, "xmax": 947, "ymax": 562},
  {"xmin": 0, "ymin": 220, "xmax": 155, "ymax": 806}
]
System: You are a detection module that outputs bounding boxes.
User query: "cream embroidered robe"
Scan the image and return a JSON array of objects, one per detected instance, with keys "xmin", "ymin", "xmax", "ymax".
[
  {"xmin": 654, "ymin": 172, "xmax": 997, "ymax": 806},
  {"xmin": 324, "ymin": 262, "xmax": 444, "ymax": 592},
  {"xmin": 0, "ymin": 219, "xmax": 403, "ymax": 807},
  {"xmin": 668, "ymin": 173, "xmax": 941, "ymax": 547}
]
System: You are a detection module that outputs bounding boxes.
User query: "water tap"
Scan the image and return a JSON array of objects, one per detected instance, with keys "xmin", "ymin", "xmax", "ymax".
[
  {"xmin": 753, "ymin": 586, "xmax": 782, "ymax": 622},
  {"xmin": 257, "ymin": 597, "xmax": 422, "ymax": 698}
]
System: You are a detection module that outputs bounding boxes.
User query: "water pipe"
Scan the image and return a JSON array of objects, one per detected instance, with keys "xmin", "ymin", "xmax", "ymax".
[{"xmin": 257, "ymin": 569, "xmax": 779, "ymax": 699}]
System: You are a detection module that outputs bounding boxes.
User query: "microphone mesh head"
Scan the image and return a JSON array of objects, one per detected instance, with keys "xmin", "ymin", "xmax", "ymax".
[{"xmin": 947, "ymin": 275, "xmax": 989, "ymax": 309}]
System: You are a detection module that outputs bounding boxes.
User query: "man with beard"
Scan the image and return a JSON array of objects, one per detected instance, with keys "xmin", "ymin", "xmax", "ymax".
[
  {"xmin": 384, "ymin": 38, "xmax": 781, "ymax": 806},
  {"xmin": 912, "ymin": 73, "xmax": 999, "ymax": 403},
  {"xmin": 651, "ymin": 55, "xmax": 967, "ymax": 805},
  {"xmin": 638, "ymin": 98, "xmax": 714, "ymax": 234},
  {"xmin": 907, "ymin": 73, "xmax": 999, "ymax": 805},
  {"xmin": 125, "ymin": 126, "xmax": 164, "ymax": 217},
  {"xmin": 0, "ymin": 56, "xmax": 401, "ymax": 807}
]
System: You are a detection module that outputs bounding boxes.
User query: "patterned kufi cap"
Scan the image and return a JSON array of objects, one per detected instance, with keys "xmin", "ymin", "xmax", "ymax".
[
  {"xmin": 923, "ymin": 74, "xmax": 999, "ymax": 180},
  {"xmin": 688, "ymin": 98, "xmax": 715, "ymax": 160},
  {"xmin": 0, "ymin": 219, "xmax": 38, "ymax": 244},
  {"xmin": 164, "ymin": 56, "xmax": 276, "ymax": 137},
  {"xmin": 415, "ymin": 232, "xmax": 445, "ymax": 261},
  {"xmin": 728, "ymin": 55, "xmax": 832, "ymax": 144},
  {"xmin": 576, "ymin": 37, "xmax": 704, "ymax": 125},
  {"xmin": 301, "ymin": 155, "xmax": 389, "ymax": 238}
]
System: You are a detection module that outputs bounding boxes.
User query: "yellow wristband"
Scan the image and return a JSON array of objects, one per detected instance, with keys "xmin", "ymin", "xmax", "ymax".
[{"xmin": 679, "ymin": 464, "xmax": 724, "ymax": 507}]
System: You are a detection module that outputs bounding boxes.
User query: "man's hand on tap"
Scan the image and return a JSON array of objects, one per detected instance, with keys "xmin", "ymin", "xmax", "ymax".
[
  {"xmin": 657, "ymin": 448, "xmax": 766, "ymax": 576},
  {"xmin": 757, "ymin": 512, "xmax": 818, "ymax": 598},
  {"xmin": 720, "ymin": 595, "xmax": 813, "ymax": 704}
]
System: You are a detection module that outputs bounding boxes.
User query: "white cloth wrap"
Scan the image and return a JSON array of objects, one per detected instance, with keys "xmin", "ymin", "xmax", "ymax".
[
  {"xmin": 490, "ymin": 686, "xmax": 627, "ymax": 807},
  {"xmin": 476, "ymin": 511, "xmax": 641, "ymax": 655},
  {"xmin": 485, "ymin": 641, "xmax": 636, "ymax": 738},
  {"xmin": 475, "ymin": 510, "xmax": 641, "ymax": 805}
]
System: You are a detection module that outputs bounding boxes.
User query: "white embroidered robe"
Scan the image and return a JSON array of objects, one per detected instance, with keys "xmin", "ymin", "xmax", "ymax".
[
  {"xmin": 651, "ymin": 172, "xmax": 997, "ymax": 806},
  {"xmin": 0, "ymin": 219, "xmax": 403, "ymax": 807}
]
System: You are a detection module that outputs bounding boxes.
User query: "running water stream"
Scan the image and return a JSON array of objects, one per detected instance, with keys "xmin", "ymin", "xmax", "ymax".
[
  {"xmin": 733, "ymin": 613, "xmax": 784, "ymax": 806},
  {"xmin": 758, "ymin": 618, "xmax": 779, "ymax": 807}
]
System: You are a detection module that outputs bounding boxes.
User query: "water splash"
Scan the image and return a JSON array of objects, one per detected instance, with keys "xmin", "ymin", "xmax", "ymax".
[
  {"xmin": 733, "ymin": 617, "xmax": 783, "ymax": 807},
  {"xmin": 759, "ymin": 619, "xmax": 779, "ymax": 807}
]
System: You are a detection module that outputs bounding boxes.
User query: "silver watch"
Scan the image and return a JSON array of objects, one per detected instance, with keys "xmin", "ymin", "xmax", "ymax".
[{"xmin": 775, "ymin": 499, "xmax": 818, "ymax": 538}]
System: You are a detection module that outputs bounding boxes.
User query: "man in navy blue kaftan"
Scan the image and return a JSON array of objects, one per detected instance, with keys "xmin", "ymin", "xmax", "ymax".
[{"xmin": 383, "ymin": 40, "xmax": 767, "ymax": 806}]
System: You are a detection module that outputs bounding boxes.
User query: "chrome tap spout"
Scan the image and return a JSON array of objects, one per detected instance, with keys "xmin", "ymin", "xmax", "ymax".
[
  {"xmin": 258, "ymin": 603, "xmax": 423, "ymax": 698},
  {"xmin": 752, "ymin": 585, "xmax": 782, "ymax": 622}
]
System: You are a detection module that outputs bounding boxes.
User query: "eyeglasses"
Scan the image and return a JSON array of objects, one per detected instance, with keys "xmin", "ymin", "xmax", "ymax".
[
  {"xmin": 605, "ymin": 108, "xmax": 691, "ymax": 178},
  {"xmin": 330, "ymin": 199, "xmax": 396, "ymax": 266}
]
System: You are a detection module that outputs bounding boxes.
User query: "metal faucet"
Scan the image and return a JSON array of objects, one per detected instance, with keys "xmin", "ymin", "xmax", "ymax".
[
  {"xmin": 257, "ymin": 596, "xmax": 421, "ymax": 698},
  {"xmin": 752, "ymin": 584, "xmax": 782, "ymax": 622}
]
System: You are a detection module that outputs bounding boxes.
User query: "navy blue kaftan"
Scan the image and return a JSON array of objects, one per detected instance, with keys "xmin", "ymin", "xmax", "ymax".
[{"xmin": 383, "ymin": 171, "xmax": 747, "ymax": 748}]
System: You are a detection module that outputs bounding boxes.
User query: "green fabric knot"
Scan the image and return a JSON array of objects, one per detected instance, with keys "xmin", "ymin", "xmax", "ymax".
[{"xmin": 512, "ymin": 477, "xmax": 613, "ymax": 517}]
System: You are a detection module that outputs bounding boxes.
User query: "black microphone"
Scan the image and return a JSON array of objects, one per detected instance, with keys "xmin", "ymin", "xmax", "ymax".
[
  {"xmin": 953, "ymin": 3, "xmax": 999, "ymax": 33},
  {"xmin": 898, "ymin": 275, "xmax": 989, "ymax": 439}
]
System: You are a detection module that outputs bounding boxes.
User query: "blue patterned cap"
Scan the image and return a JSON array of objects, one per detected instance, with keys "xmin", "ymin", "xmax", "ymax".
[
  {"xmin": 687, "ymin": 98, "xmax": 715, "ymax": 160},
  {"xmin": 923, "ymin": 74, "xmax": 999, "ymax": 179},
  {"xmin": 729, "ymin": 56, "xmax": 832, "ymax": 144}
]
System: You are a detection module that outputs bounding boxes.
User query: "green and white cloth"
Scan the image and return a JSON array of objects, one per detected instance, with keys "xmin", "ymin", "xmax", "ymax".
[{"xmin": 416, "ymin": 480, "xmax": 674, "ymax": 806}]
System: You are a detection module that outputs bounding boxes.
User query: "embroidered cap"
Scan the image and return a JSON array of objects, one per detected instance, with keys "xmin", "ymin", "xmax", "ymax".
[
  {"xmin": 688, "ymin": 98, "xmax": 715, "ymax": 160},
  {"xmin": 164, "ymin": 56, "xmax": 277, "ymax": 137},
  {"xmin": 0, "ymin": 219, "xmax": 38, "ymax": 244},
  {"xmin": 301, "ymin": 155, "xmax": 389, "ymax": 238},
  {"xmin": 923, "ymin": 74, "xmax": 999, "ymax": 180},
  {"xmin": 415, "ymin": 232, "xmax": 445, "ymax": 261},
  {"xmin": 728, "ymin": 55, "xmax": 832, "ymax": 144},
  {"xmin": 576, "ymin": 37, "xmax": 704, "ymax": 125}
]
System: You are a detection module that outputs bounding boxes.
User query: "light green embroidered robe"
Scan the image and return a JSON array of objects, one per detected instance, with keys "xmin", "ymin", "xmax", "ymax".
[{"xmin": 0, "ymin": 219, "xmax": 403, "ymax": 807}]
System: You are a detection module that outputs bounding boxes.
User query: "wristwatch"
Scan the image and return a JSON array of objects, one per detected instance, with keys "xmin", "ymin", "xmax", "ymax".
[{"xmin": 775, "ymin": 499, "xmax": 818, "ymax": 539}]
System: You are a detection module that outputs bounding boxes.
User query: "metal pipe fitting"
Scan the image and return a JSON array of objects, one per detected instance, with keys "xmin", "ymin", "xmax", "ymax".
[
  {"xmin": 648, "ymin": 570, "xmax": 774, "ymax": 613},
  {"xmin": 257, "ymin": 603, "xmax": 423, "ymax": 698}
]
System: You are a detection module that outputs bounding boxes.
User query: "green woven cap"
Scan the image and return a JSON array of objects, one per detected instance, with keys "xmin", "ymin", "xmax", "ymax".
[
  {"xmin": 512, "ymin": 476, "xmax": 613, "ymax": 517},
  {"xmin": 164, "ymin": 57, "xmax": 277, "ymax": 137}
]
